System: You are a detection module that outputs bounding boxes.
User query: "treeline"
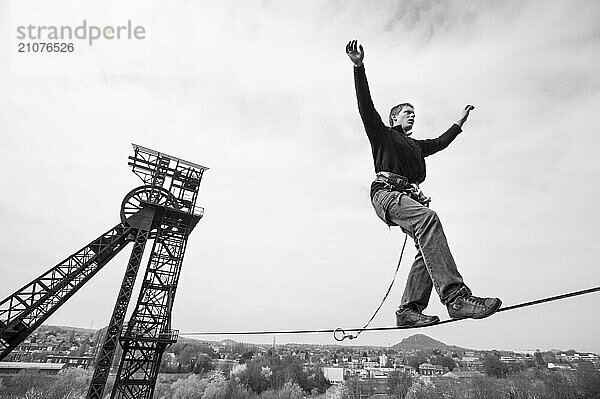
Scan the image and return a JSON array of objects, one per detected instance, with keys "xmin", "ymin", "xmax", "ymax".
[
  {"xmin": 0, "ymin": 350, "xmax": 329, "ymax": 398},
  {"xmin": 156, "ymin": 350, "xmax": 331, "ymax": 398},
  {"xmin": 381, "ymin": 362, "xmax": 600, "ymax": 399},
  {"xmin": 160, "ymin": 348, "xmax": 331, "ymax": 396},
  {"xmin": 403, "ymin": 348, "xmax": 590, "ymax": 375},
  {"xmin": 229, "ymin": 351, "xmax": 330, "ymax": 394},
  {"xmin": 160, "ymin": 341, "xmax": 219, "ymax": 373},
  {"xmin": 0, "ymin": 368, "xmax": 91, "ymax": 399},
  {"xmin": 0, "ymin": 369, "xmax": 318, "ymax": 399},
  {"xmin": 154, "ymin": 370, "xmax": 316, "ymax": 399},
  {"xmin": 403, "ymin": 349, "xmax": 457, "ymax": 371}
]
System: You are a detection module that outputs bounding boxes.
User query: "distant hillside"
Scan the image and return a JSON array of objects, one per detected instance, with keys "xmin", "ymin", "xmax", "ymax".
[
  {"xmin": 392, "ymin": 334, "xmax": 467, "ymax": 353},
  {"xmin": 42, "ymin": 325, "xmax": 97, "ymax": 334}
]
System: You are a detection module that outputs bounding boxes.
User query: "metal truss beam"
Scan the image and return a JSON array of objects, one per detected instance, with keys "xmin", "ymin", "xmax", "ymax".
[
  {"xmin": 87, "ymin": 207, "xmax": 155, "ymax": 399},
  {"xmin": 111, "ymin": 215, "xmax": 191, "ymax": 399},
  {"xmin": 0, "ymin": 224, "xmax": 134, "ymax": 360}
]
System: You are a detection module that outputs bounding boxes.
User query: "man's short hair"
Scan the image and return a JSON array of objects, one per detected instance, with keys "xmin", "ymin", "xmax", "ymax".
[{"xmin": 389, "ymin": 103, "xmax": 414, "ymax": 127}]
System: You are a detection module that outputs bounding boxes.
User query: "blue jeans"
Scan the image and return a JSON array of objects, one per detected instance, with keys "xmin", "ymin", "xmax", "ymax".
[{"xmin": 371, "ymin": 189, "xmax": 469, "ymax": 311}]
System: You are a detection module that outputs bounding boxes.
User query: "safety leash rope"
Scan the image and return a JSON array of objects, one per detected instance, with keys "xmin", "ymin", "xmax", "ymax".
[{"xmin": 333, "ymin": 234, "xmax": 408, "ymax": 342}]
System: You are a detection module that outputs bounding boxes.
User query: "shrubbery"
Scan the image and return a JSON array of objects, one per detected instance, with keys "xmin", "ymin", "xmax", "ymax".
[
  {"xmin": 2, "ymin": 359, "xmax": 597, "ymax": 399},
  {"xmin": 153, "ymin": 371, "xmax": 305, "ymax": 399},
  {"xmin": 386, "ymin": 363, "xmax": 600, "ymax": 399},
  {"xmin": 0, "ymin": 368, "xmax": 92, "ymax": 399},
  {"xmin": 0, "ymin": 353, "xmax": 329, "ymax": 399}
]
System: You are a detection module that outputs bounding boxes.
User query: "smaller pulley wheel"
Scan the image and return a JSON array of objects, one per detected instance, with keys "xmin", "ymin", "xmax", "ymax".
[{"xmin": 120, "ymin": 185, "xmax": 179, "ymax": 225}]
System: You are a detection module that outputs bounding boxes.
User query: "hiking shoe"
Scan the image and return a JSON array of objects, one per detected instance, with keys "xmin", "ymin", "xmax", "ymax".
[
  {"xmin": 447, "ymin": 294, "xmax": 502, "ymax": 320},
  {"xmin": 396, "ymin": 308, "xmax": 440, "ymax": 328}
]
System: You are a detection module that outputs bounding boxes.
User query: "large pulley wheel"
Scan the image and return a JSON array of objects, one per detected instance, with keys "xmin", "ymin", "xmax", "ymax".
[{"xmin": 120, "ymin": 185, "xmax": 179, "ymax": 226}]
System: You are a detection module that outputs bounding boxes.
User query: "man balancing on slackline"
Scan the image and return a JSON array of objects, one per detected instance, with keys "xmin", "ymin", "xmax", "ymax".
[{"xmin": 345, "ymin": 40, "xmax": 502, "ymax": 328}]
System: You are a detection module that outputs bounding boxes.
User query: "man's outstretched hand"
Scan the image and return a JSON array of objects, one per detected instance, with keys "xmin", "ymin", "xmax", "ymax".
[
  {"xmin": 346, "ymin": 40, "xmax": 364, "ymax": 67},
  {"xmin": 456, "ymin": 105, "xmax": 475, "ymax": 128}
]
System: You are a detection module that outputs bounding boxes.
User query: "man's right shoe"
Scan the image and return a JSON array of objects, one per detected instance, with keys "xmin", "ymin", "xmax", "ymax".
[
  {"xmin": 396, "ymin": 308, "xmax": 440, "ymax": 328},
  {"xmin": 447, "ymin": 294, "xmax": 502, "ymax": 320}
]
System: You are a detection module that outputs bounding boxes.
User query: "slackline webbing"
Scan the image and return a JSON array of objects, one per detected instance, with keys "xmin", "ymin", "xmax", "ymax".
[{"xmin": 180, "ymin": 285, "xmax": 600, "ymax": 341}]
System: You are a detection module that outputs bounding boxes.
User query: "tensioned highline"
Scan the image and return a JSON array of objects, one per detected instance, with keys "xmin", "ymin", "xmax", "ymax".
[{"xmin": 180, "ymin": 285, "xmax": 600, "ymax": 342}]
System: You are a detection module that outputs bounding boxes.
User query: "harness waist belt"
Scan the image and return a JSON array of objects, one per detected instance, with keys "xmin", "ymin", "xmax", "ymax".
[
  {"xmin": 376, "ymin": 171, "xmax": 409, "ymax": 188},
  {"xmin": 375, "ymin": 171, "xmax": 431, "ymax": 206}
]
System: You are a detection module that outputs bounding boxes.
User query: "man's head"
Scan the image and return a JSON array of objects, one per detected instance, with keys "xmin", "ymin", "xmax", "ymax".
[{"xmin": 389, "ymin": 103, "xmax": 415, "ymax": 133}]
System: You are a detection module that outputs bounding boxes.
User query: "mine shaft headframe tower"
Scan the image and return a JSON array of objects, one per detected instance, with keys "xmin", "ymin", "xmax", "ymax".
[
  {"xmin": 126, "ymin": 144, "xmax": 206, "ymax": 222},
  {"xmin": 109, "ymin": 144, "xmax": 207, "ymax": 399},
  {"xmin": 0, "ymin": 143, "xmax": 207, "ymax": 399}
]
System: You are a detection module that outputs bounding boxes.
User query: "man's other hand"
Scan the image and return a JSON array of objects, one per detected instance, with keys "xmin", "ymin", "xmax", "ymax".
[
  {"xmin": 346, "ymin": 40, "xmax": 364, "ymax": 67},
  {"xmin": 456, "ymin": 105, "xmax": 475, "ymax": 127}
]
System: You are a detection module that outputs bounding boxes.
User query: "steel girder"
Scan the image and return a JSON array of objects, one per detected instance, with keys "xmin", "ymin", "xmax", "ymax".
[
  {"xmin": 86, "ymin": 219, "xmax": 153, "ymax": 399},
  {"xmin": 0, "ymin": 224, "xmax": 134, "ymax": 361},
  {"xmin": 111, "ymin": 214, "xmax": 192, "ymax": 399}
]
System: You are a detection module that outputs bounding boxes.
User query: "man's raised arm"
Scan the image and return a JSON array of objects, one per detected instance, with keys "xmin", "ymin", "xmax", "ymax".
[
  {"xmin": 346, "ymin": 40, "xmax": 385, "ymax": 140},
  {"xmin": 418, "ymin": 105, "xmax": 475, "ymax": 157}
]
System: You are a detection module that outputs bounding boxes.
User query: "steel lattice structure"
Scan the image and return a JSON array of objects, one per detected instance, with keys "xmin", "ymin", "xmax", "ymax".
[{"xmin": 0, "ymin": 144, "xmax": 207, "ymax": 399}]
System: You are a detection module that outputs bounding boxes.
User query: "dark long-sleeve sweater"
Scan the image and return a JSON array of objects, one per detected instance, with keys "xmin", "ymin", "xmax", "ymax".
[{"xmin": 354, "ymin": 65, "xmax": 462, "ymax": 199}]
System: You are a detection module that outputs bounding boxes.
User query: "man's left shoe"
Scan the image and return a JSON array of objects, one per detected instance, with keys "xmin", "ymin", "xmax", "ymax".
[
  {"xmin": 447, "ymin": 294, "xmax": 502, "ymax": 320},
  {"xmin": 396, "ymin": 308, "xmax": 440, "ymax": 328}
]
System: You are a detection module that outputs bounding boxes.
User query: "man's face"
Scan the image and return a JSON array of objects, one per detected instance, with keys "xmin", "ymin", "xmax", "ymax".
[{"xmin": 395, "ymin": 105, "xmax": 415, "ymax": 132}]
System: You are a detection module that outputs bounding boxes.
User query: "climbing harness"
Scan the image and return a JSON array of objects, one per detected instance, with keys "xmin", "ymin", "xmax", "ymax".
[{"xmin": 376, "ymin": 171, "xmax": 431, "ymax": 206}]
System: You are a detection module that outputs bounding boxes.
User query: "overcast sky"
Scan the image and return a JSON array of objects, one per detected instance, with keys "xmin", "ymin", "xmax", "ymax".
[{"xmin": 1, "ymin": 0, "xmax": 600, "ymax": 354}]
